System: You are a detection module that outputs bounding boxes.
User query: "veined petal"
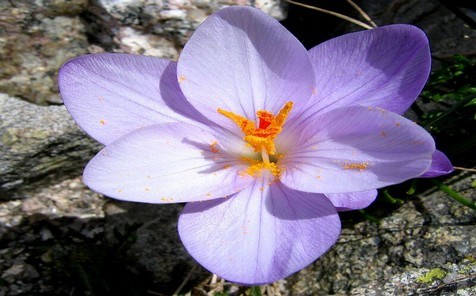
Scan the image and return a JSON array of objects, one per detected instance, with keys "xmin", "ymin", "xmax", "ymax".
[
  {"xmin": 420, "ymin": 150, "xmax": 454, "ymax": 178},
  {"xmin": 177, "ymin": 6, "xmax": 315, "ymax": 129},
  {"xmin": 83, "ymin": 123, "xmax": 253, "ymax": 203},
  {"xmin": 326, "ymin": 189, "xmax": 378, "ymax": 212},
  {"xmin": 59, "ymin": 53, "xmax": 207, "ymax": 145},
  {"xmin": 306, "ymin": 25, "xmax": 430, "ymax": 116},
  {"xmin": 279, "ymin": 106, "xmax": 435, "ymax": 193},
  {"xmin": 178, "ymin": 180, "xmax": 340, "ymax": 285}
]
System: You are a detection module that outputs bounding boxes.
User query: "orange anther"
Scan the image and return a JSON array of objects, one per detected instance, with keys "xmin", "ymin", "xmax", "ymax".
[{"xmin": 217, "ymin": 102, "xmax": 293, "ymax": 155}]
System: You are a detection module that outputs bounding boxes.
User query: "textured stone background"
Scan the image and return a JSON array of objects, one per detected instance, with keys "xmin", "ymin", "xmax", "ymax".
[
  {"xmin": 0, "ymin": 0, "xmax": 475, "ymax": 295},
  {"xmin": 0, "ymin": 0, "xmax": 285, "ymax": 105}
]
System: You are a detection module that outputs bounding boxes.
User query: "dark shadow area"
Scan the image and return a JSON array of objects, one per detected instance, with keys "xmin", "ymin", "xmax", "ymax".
[
  {"xmin": 280, "ymin": 0, "xmax": 355, "ymax": 49},
  {"xmin": 0, "ymin": 202, "xmax": 209, "ymax": 296}
]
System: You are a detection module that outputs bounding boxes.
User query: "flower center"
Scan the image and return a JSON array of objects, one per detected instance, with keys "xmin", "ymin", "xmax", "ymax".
[{"xmin": 217, "ymin": 102, "xmax": 293, "ymax": 177}]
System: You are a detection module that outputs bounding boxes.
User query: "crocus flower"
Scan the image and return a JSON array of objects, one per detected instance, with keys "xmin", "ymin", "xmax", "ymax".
[{"xmin": 59, "ymin": 6, "xmax": 451, "ymax": 285}]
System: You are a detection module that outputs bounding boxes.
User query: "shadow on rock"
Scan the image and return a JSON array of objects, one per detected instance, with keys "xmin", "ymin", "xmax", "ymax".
[{"xmin": 0, "ymin": 202, "xmax": 209, "ymax": 296}]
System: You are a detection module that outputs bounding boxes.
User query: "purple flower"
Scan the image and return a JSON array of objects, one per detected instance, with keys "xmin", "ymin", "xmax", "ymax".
[{"xmin": 59, "ymin": 6, "xmax": 451, "ymax": 285}]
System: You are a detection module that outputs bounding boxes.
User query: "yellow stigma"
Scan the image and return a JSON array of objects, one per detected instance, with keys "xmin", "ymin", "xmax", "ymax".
[
  {"xmin": 218, "ymin": 102, "xmax": 293, "ymax": 178},
  {"xmin": 217, "ymin": 102, "xmax": 293, "ymax": 155}
]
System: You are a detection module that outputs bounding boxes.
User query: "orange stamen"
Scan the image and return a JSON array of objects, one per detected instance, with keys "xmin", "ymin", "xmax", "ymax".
[
  {"xmin": 218, "ymin": 102, "xmax": 293, "ymax": 178},
  {"xmin": 217, "ymin": 102, "xmax": 293, "ymax": 155}
]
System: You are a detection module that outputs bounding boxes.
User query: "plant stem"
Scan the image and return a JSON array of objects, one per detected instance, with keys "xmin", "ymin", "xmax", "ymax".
[
  {"xmin": 406, "ymin": 179, "xmax": 418, "ymax": 195},
  {"xmin": 430, "ymin": 179, "xmax": 476, "ymax": 210},
  {"xmin": 284, "ymin": 0, "xmax": 374, "ymax": 30},
  {"xmin": 423, "ymin": 95, "xmax": 475, "ymax": 128},
  {"xmin": 346, "ymin": 0, "xmax": 377, "ymax": 27},
  {"xmin": 382, "ymin": 189, "xmax": 404, "ymax": 205},
  {"xmin": 358, "ymin": 210, "xmax": 380, "ymax": 223},
  {"xmin": 453, "ymin": 166, "xmax": 476, "ymax": 173},
  {"xmin": 250, "ymin": 286, "xmax": 262, "ymax": 296}
]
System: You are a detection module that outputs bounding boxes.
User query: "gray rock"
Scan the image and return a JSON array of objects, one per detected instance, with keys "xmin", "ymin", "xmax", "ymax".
[
  {"xmin": 88, "ymin": 0, "xmax": 285, "ymax": 54},
  {"xmin": 0, "ymin": 1, "xmax": 90, "ymax": 104},
  {"xmin": 287, "ymin": 173, "xmax": 476, "ymax": 295},
  {"xmin": 103, "ymin": 201, "xmax": 209, "ymax": 287},
  {"xmin": 0, "ymin": 1, "xmax": 474, "ymax": 294},
  {"xmin": 0, "ymin": 94, "xmax": 101, "ymax": 199},
  {"xmin": 0, "ymin": 0, "xmax": 285, "ymax": 104},
  {"xmin": 0, "ymin": 93, "xmax": 205, "ymax": 292},
  {"xmin": 115, "ymin": 26, "xmax": 179, "ymax": 59}
]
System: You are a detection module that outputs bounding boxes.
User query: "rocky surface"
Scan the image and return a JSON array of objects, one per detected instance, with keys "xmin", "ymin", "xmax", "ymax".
[
  {"xmin": 287, "ymin": 173, "xmax": 476, "ymax": 295},
  {"xmin": 1, "ymin": 93, "xmax": 475, "ymax": 295},
  {"xmin": 0, "ymin": 0, "xmax": 285, "ymax": 105},
  {"xmin": 0, "ymin": 0, "xmax": 90, "ymax": 104},
  {"xmin": 1, "ymin": 158, "xmax": 474, "ymax": 295},
  {"xmin": 0, "ymin": 175, "xmax": 207, "ymax": 295},
  {"xmin": 1, "ymin": 0, "xmax": 476, "ymax": 295},
  {"xmin": 0, "ymin": 94, "xmax": 101, "ymax": 199}
]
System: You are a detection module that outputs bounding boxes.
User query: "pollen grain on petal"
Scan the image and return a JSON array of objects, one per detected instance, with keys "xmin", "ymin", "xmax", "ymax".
[
  {"xmin": 178, "ymin": 75, "xmax": 186, "ymax": 83},
  {"xmin": 341, "ymin": 161, "xmax": 370, "ymax": 172},
  {"xmin": 99, "ymin": 119, "xmax": 106, "ymax": 125},
  {"xmin": 209, "ymin": 140, "xmax": 220, "ymax": 153}
]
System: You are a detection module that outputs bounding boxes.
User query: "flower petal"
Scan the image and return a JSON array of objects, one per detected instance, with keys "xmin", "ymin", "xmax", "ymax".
[
  {"xmin": 177, "ymin": 6, "xmax": 315, "ymax": 129},
  {"xmin": 420, "ymin": 150, "xmax": 454, "ymax": 178},
  {"xmin": 279, "ymin": 106, "xmax": 435, "ymax": 193},
  {"xmin": 59, "ymin": 53, "xmax": 207, "ymax": 145},
  {"xmin": 83, "ymin": 123, "xmax": 253, "ymax": 203},
  {"xmin": 307, "ymin": 25, "xmax": 430, "ymax": 115},
  {"xmin": 178, "ymin": 180, "xmax": 340, "ymax": 285},
  {"xmin": 325, "ymin": 189, "xmax": 378, "ymax": 212}
]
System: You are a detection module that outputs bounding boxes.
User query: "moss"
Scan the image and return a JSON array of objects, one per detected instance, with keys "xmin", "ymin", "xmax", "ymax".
[
  {"xmin": 459, "ymin": 255, "xmax": 476, "ymax": 274},
  {"xmin": 1, "ymin": 129, "xmax": 18, "ymax": 146},
  {"xmin": 417, "ymin": 268, "xmax": 447, "ymax": 283},
  {"xmin": 466, "ymin": 255, "xmax": 476, "ymax": 263},
  {"xmin": 1, "ymin": 128, "xmax": 50, "ymax": 145},
  {"xmin": 471, "ymin": 180, "xmax": 476, "ymax": 188}
]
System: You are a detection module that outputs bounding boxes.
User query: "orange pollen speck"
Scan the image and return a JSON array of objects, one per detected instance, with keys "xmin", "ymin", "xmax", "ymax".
[
  {"xmin": 342, "ymin": 162, "xmax": 369, "ymax": 171},
  {"xmin": 210, "ymin": 141, "xmax": 219, "ymax": 153}
]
